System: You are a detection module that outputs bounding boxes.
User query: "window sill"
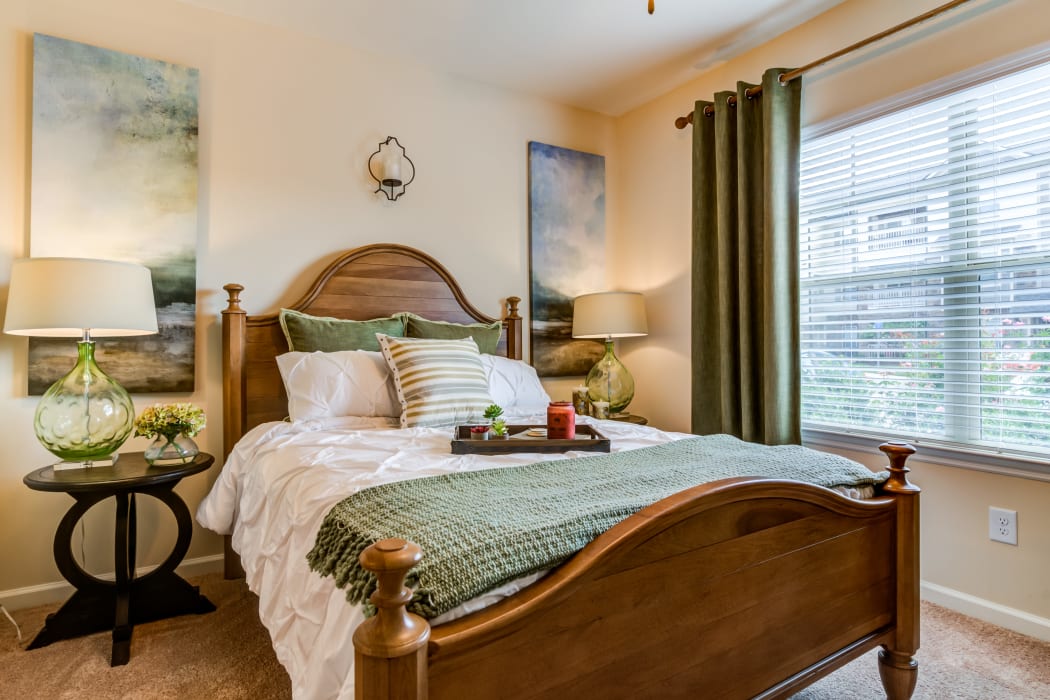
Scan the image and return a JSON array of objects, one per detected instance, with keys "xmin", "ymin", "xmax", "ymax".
[{"xmin": 802, "ymin": 426, "xmax": 1050, "ymax": 484}]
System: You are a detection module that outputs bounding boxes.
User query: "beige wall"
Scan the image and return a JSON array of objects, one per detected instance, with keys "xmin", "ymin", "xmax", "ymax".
[
  {"xmin": 0, "ymin": 0, "xmax": 615, "ymax": 601},
  {"xmin": 615, "ymin": 0, "xmax": 1050, "ymax": 632}
]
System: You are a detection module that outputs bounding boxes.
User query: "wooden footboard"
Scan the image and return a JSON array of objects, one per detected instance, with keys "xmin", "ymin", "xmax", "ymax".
[{"xmin": 355, "ymin": 443, "xmax": 920, "ymax": 700}]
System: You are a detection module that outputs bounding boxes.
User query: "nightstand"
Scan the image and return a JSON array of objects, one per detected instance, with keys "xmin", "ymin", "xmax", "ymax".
[
  {"xmin": 609, "ymin": 413, "xmax": 648, "ymax": 426},
  {"xmin": 23, "ymin": 452, "xmax": 216, "ymax": 666}
]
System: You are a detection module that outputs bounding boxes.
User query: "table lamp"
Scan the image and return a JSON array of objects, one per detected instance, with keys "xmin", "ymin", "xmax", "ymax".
[
  {"xmin": 4, "ymin": 257, "xmax": 158, "ymax": 465},
  {"xmin": 572, "ymin": 291, "xmax": 648, "ymax": 414}
]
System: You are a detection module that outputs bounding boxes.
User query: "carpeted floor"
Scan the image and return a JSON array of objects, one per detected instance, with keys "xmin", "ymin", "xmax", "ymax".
[
  {"xmin": 1, "ymin": 572, "xmax": 1047, "ymax": 699},
  {"xmin": 0, "ymin": 573, "xmax": 290, "ymax": 699},
  {"xmin": 795, "ymin": 603, "xmax": 1050, "ymax": 699}
]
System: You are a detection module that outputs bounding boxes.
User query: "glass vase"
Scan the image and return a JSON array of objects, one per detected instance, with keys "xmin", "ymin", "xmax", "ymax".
[
  {"xmin": 144, "ymin": 432, "xmax": 199, "ymax": 465},
  {"xmin": 34, "ymin": 340, "xmax": 135, "ymax": 463},
  {"xmin": 585, "ymin": 340, "xmax": 635, "ymax": 414}
]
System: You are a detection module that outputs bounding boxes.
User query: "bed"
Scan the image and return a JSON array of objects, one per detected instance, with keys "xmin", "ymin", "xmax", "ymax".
[{"xmin": 200, "ymin": 242, "xmax": 920, "ymax": 700}]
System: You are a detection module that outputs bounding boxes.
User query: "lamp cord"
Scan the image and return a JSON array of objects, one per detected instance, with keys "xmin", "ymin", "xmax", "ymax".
[
  {"xmin": 0, "ymin": 604, "xmax": 23, "ymax": 642},
  {"xmin": 0, "ymin": 517, "xmax": 88, "ymax": 645}
]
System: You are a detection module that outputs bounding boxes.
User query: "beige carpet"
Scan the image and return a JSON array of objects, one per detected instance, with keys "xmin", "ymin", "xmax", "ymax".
[
  {"xmin": 796, "ymin": 603, "xmax": 1050, "ymax": 699},
  {"xmin": 0, "ymin": 573, "xmax": 290, "ymax": 699},
  {"xmin": 2, "ymin": 573, "xmax": 1048, "ymax": 699}
]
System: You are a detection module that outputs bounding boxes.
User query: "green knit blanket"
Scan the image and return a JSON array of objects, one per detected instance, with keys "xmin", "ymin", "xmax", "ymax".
[{"xmin": 306, "ymin": 434, "xmax": 887, "ymax": 619}]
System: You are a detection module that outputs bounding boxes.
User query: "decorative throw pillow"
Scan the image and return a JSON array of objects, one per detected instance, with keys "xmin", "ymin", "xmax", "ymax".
[
  {"xmin": 377, "ymin": 334, "xmax": 494, "ymax": 428},
  {"xmin": 279, "ymin": 309, "xmax": 405, "ymax": 353},
  {"xmin": 276, "ymin": 350, "xmax": 399, "ymax": 421},
  {"xmin": 399, "ymin": 312, "xmax": 503, "ymax": 355},
  {"xmin": 478, "ymin": 355, "xmax": 551, "ymax": 415}
]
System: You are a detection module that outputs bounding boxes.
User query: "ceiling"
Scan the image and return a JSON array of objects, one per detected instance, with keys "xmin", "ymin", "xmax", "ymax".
[{"xmin": 178, "ymin": 0, "xmax": 849, "ymax": 115}]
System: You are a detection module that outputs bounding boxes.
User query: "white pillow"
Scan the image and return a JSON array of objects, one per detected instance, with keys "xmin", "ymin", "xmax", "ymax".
[
  {"xmin": 479, "ymin": 355, "xmax": 551, "ymax": 414},
  {"xmin": 377, "ymin": 334, "xmax": 493, "ymax": 428},
  {"xmin": 276, "ymin": 350, "xmax": 400, "ymax": 421}
]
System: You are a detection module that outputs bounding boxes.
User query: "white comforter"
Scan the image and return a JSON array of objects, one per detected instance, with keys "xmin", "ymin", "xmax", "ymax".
[{"xmin": 196, "ymin": 414, "xmax": 689, "ymax": 700}]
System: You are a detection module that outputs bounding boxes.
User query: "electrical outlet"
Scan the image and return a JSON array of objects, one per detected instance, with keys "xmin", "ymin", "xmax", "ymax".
[{"xmin": 989, "ymin": 507, "xmax": 1018, "ymax": 545}]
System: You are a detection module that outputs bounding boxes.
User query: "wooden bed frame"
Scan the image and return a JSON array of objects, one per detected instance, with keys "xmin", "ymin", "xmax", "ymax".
[{"xmin": 221, "ymin": 243, "xmax": 920, "ymax": 700}]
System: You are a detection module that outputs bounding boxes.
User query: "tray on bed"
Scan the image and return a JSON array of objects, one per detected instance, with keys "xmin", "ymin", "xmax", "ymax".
[{"xmin": 451, "ymin": 424, "xmax": 610, "ymax": 455}]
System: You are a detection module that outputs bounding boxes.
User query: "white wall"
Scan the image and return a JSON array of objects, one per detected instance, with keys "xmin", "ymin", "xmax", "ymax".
[
  {"xmin": 614, "ymin": 0, "xmax": 1050, "ymax": 634},
  {"xmin": 0, "ymin": 0, "xmax": 615, "ymax": 602}
]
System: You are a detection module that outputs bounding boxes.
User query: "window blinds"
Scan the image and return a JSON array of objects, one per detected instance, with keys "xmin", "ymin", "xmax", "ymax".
[{"xmin": 799, "ymin": 60, "xmax": 1050, "ymax": 455}]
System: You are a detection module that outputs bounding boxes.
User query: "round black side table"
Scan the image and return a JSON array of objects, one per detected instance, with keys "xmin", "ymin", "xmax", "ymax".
[{"xmin": 23, "ymin": 452, "xmax": 217, "ymax": 666}]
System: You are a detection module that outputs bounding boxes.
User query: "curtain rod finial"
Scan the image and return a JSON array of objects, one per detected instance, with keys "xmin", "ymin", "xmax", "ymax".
[{"xmin": 674, "ymin": 114, "xmax": 692, "ymax": 129}]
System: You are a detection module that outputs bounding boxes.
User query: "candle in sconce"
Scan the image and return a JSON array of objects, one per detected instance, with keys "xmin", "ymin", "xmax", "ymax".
[{"xmin": 383, "ymin": 151, "xmax": 402, "ymax": 186}]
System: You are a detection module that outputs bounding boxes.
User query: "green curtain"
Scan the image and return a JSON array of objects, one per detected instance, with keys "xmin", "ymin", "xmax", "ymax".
[{"xmin": 691, "ymin": 68, "xmax": 802, "ymax": 445}]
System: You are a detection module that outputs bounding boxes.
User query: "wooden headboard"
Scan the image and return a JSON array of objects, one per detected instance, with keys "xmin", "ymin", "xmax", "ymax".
[{"xmin": 221, "ymin": 243, "xmax": 523, "ymax": 459}]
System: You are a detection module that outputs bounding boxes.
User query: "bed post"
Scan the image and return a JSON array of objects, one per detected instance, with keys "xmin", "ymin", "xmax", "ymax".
[
  {"xmin": 222, "ymin": 283, "xmax": 247, "ymax": 459},
  {"xmin": 504, "ymin": 295, "xmax": 522, "ymax": 361},
  {"xmin": 354, "ymin": 539, "xmax": 430, "ymax": 700},
  {"xmin": 877, "ymin": 441, "xmax": 921, "ymax": 700},
  {"xmin": 222, "ymin": 284, "xmax": 247, "ymax": 580}
]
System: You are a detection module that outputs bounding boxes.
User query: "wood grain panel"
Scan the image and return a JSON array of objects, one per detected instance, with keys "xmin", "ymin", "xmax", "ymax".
[
  {"xmin": 428, "ymin": 489, "xmax": 896, "ymax": 699},
  {"xmin": 222, "ymin": 243, "xmax": 522, "ymax": 453}
]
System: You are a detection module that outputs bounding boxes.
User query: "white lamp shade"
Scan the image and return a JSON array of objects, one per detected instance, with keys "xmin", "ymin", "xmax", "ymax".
[
  {"xmin": 4, "ymin": 257, "xmax": 159, "ymax": 337},
  {"xmin": 572, "ymin": 291, "xmax": 648, "ymax": 339}
]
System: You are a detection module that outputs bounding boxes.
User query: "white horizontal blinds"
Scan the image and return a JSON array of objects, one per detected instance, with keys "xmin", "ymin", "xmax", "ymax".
[{"xmin": 799, "ymin": 60, "xmax": 1050, "ymax": 454}]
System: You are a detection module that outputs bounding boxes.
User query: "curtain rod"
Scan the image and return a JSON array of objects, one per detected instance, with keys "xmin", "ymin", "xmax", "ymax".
[{"xmin": 673, "ymin": 0, "xmax": 974, "ymax": 129}]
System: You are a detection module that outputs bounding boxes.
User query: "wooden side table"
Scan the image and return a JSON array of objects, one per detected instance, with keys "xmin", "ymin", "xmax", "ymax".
[
  {"xmin": 23, "ymin": 452, "xmax": 216, "ymax": 666},
  {"xmin": 609, "ymin": 413, "xmax": 649, "ymax": 426}
]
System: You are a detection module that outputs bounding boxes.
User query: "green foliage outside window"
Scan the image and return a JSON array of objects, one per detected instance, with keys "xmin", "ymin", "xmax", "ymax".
[{"xmin": 802, "ymin": 316, "xmax": 1050, "ymax": 448}]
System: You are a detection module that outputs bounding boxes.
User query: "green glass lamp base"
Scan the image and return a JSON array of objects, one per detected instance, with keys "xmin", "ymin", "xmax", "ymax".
[
  {"xmin": 34, "ymin": 341, "xmax": 134, "ymax": 463},
  {"xmin": 585, "ymin": 340, "xmax": 636, "ymax": 414}
]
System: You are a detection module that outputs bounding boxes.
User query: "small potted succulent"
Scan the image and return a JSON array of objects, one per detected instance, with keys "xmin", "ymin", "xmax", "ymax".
[{"xmin": 483, "ymin": 403, "xmax": 508, "ymax": 438}]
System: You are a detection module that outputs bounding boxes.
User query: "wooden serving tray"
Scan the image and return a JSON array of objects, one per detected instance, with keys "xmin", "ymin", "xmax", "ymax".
[{"xmin": 451, "ymin": 424, "xmax": 610, "ymax": 455}]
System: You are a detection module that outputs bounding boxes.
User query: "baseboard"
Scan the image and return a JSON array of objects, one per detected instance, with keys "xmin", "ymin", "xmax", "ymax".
[
  {"xmin": 0, "ymin": 554, "xmax": 224, "ymax": 612},
  {"xmin": 922, "ymin": 580, "xmax": 1050, "ymax": 642}
]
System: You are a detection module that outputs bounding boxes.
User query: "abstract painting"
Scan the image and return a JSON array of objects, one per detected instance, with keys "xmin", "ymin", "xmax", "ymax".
[
  {"xmin": 29, "ymin": 34, "xmax": 199, "ymax": 394},
  {"xmin": 528, "ymin": 142, "xmax": 606, "ymax": 377}
]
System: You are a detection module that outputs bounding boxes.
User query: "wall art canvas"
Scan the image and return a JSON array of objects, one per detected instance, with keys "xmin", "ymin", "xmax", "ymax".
[
  {"xmin": 528, "ymin": 142, "xmax": 606, "ymax": 377},
  {"xmin": 29, "ymin": 34, "xmax": 199, "ymax": 394}
]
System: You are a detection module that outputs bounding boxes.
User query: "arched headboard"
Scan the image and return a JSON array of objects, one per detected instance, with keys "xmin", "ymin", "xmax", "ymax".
[{"xmin": 221, "ymin": 243, "xmax": 523, "ymax": 459}]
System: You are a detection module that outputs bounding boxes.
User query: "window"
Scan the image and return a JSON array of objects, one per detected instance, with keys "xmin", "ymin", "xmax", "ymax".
[{"xmin": 799, "ymin": 59, "xmax": 1050, "ymax": 463}]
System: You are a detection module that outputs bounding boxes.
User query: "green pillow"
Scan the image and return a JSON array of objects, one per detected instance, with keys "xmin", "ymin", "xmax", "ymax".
[
  {"xmin": 400, "ymin": 312, "xmax": 503, "ymax": 354},
  {"xmin": 278, "ymin": 309, "xmax": 405, "ymax": 352}
]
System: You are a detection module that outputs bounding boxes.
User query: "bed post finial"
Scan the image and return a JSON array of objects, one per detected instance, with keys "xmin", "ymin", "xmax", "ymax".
[
  {"xmin": 504, "ymin": 296, "xmax": 523, "ymax": 361},
  {"xmin": 878, "ymin": 441, "xmax": 919, "ymax": 494},
  {"xmin": 354, "ymin": 539, "xmax": 430, "ymax": 700},
  {"xmin": 223, "ymin": 283, "xmax": 244, "ymax": 312}
]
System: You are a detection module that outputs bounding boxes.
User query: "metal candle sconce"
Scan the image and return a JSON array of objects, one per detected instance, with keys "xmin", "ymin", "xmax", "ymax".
[{"xmin": 367, "ymin": 136, "xmax": 415, "ymax": 201}]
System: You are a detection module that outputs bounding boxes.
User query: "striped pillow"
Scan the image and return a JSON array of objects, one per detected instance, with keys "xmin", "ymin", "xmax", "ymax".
[{"xmin": 377, "ymin": 334, "xmax": 494, "ymax": 428}]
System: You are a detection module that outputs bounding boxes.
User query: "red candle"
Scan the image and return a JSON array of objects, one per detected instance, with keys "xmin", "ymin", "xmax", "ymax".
[{"xmin": 547, "ymin": 401, "xmax": 576, "ymax": 440}]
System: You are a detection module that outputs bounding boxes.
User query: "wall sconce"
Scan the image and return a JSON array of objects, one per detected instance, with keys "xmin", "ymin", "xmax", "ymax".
[{"xmin": 368, "ymin": 136, "xmax": 415, "ymax": 201}]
